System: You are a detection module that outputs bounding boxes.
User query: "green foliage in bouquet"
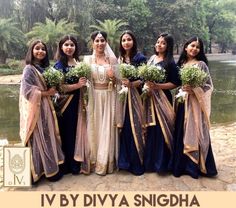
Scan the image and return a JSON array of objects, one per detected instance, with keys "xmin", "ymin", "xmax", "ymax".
[
  {"xmin": 65, "ymin": 62, "xmax": 91, "ymax": 84},
  {"xmin": 138, "ymin": 64, "xmax": 166, "ymax": 82},
  {"xmin": 43, "ymin": 67, "xmax": 64, "ymax": 88},
  {"xmin": 118, "ymin": 63, "xmax": 138, "ymax": 79},
  {"xmin": 180, "ymin": 66, "xmax": 208, "ymax": 87}
]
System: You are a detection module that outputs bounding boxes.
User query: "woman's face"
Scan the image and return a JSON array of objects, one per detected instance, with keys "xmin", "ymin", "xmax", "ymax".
[
  {"xmin": 93, "ymin": 34, "xmax": 107, "ymax": 54},
  {"xmin": 61, "ymin": 39, "xmax": 76, "ymax": 57},
  {"xmin": 155, "ymin": 36, "xmax": 167, "ymax": 55},
  {"xmin": 121, "ymin": 33, "xmax": 134, "ymax": 52},
  {"xmin": 33, "ymin": 42, "xmax": 46, "ymax": 62},
  {"xmin": 185, "ymin": 41, "xmax": 200, "ymax": 59}
]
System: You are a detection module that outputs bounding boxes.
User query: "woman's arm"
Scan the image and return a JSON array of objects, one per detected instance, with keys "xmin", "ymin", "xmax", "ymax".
[{"xmin": 61, "ymin": 77, "xmax": 87, "ymax": 93}]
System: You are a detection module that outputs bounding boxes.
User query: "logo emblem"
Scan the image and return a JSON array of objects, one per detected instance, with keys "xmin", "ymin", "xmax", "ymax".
[{"xmin": 3, "ymin": 147, "xmax": 31, "ymax": 187}]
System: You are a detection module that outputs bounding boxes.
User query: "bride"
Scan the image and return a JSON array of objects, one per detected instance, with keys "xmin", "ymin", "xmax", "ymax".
[{"xmin": 82, "ymin": 31, "xmax": 119, "ymax": 175}]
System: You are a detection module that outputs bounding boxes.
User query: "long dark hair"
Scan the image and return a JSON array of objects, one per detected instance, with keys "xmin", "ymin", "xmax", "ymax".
[
  {"xmin": 25, "ymin": 40, "xmax": 49, "ymax": 68},
  {"xmin": 155, "ymin": 33, "xmax": 175, "ymax": 71},
  {"xmin": 119, "ymin": 30, "xmax": 137, "ymax": 62},
  {"xmin": 55, "ymin": 35, "xmax": 79, "ymax": 67},
  {"xmin": 177, "ymin": 36, "xmax": 208, "ymax": 67},
  {"xmin": 90, "ymin": 31, "xmax": 108, "ymax": 41}
]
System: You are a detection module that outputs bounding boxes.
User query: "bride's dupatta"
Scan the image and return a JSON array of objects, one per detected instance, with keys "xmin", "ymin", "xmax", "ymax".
[
  {"xmin": 183, "ymin": 61, "xmax": 213, "ymax": 174},
  {"xmin": 74, "ymin": 56, "xmax": 94, "ymax": 174},
  {"xmin": 19, "ymin": 65, "xmax": 64, "ymax": 181},
  {"xmin": 74, "ymin": 86, "xmax": 91, "ymax": 174},
  {"xmin": 144, "ymin": 89, "xmax": 175, "ymax": 152}
]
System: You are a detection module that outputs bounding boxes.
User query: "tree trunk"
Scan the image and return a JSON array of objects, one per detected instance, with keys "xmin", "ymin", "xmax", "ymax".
[
  {"xmin": 176, "ymin": 44, "xmax": 179, "ymax": 54},
  {"xmin": 221, "ymin": 44, "xmax": 226, "ymax": 53},
  {"xmin": 0, "ymin": 51, "xmax": 7, "ymax": 64},
  {"xmin": 208, "ymin": 40, "xmax": 212, "ymax": 54}
]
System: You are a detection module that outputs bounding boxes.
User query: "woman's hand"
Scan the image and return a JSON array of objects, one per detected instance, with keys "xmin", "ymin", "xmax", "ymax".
[
  {"xmin": 107, "ymin": 67, "xmax": 114, "ymax": 78},
  {"xmin": 121, "ymin": 78, "xmax": 131, "ymax": 87},
  {"xmin": 182, "ymin": 84, "xmax": 194, "ymax": 94},
  {"xmin": 77, "ymin": 77, "xmax": 87, "ymax": 88},
  {"xmin": 146, "ymin": 81, "xmax": 157, "ymax": 90},
  {"xmin": 42, "ymin": 87, "xmax": 57, "ymax": 96}
]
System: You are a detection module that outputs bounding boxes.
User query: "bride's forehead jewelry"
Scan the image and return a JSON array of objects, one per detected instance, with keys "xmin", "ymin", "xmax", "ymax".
[
  {"xmin": 68, "ymin": 35, "xmax": 71, "ymax": 40},
  {"xmin": 196, "ymin": 37, "xmax": 199, "ymax": 43},
  {"xmin": 96, "ymin": 31, "xmax": 103, "ymax": 38}
]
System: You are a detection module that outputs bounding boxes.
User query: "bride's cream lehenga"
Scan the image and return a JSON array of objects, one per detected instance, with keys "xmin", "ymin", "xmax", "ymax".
[{"xmin": 81, "ymin": 56, "xmax": 119, "ymax": 175}]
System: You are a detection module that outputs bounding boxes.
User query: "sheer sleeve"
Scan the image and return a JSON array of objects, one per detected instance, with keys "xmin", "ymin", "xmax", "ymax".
[
  {"xmin": 198, "ymin": 61, "xmax": 213, "ymax": 92},
  {"xmin": 21, "ymin": 65, "xmax": 42, "ymax": 100}
]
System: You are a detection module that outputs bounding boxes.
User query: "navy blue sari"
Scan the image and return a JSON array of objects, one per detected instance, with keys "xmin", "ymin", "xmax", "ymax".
[
  {"xmin": 54, "ymin": 61, "xmax": 81, "ymax": 175},
  {"xmin": 118, "ymin": 52, "xmax": 147, "ymax": 175},
  {"xmin": 170, "ymin": 103, "xmax": 217, "ymax": 179},
  {"xmin": 144, "ymin": 59, "xmax": 180, "ymax": 173},
  {"xmin": 169, "ymin": 61, "xmax": 217, "ymax": 178}
]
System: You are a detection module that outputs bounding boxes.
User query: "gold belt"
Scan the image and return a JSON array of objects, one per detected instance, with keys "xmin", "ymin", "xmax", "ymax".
[{"xmin": 94, "ymin": 83, "xmax": 109, "ymax": 90}]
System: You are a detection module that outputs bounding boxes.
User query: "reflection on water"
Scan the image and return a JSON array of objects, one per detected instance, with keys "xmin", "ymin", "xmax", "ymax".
[
  {"xmin": 0, "ymin": 59, "xmax": 235, "ymax": 142},
  {"xmin": 219, "ymin": 60, "xmax": 236, "ymax": 66}
]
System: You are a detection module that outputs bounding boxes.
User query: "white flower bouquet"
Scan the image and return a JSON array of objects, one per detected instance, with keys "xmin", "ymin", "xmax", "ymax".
[
  {"xmin": 176, "ymin": 65, "xmax": 208, "ymax": 103},
  {"xmin": 179, "ymin": 65, "xmax": 208, "ymax": 87},
  {"xmin": 138, "ymin": 64, "xmax": 166, "ymax": 99},
  {"xmin": 65, "ymin": 62, "xmax": 91, "ymax": 84},
  {"xmin": 118, "ymin": 63, "xmax": 138, "ymax": 102},
  {"xmin": 43, "ymin": 67, "xmax": 64, "ymax": 89},
  {"xmin": 138, "ymin": 64, "xmax": 166, "ymax": 82},
  {"xmin": 65, "ymin": 62, "xmax": 92, "ymax": 106},
  {"xmin": 118, "ymin": 63, "xmax": 138, "ymax": 79}
]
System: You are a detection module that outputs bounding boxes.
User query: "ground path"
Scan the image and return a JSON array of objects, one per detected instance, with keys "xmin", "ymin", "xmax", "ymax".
[{"xmin": 0, "ymin": 122, "xmax": 235, "ymax": 191}]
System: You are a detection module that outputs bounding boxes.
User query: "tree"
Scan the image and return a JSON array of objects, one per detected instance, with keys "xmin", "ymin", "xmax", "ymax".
[
  {"xmin": 203, "ymin": 0, "xmax": 236, "ymax": 53},
  {"xmin": 125, "ymin": 0, "xmax": 152, "ymax": 53},
  {"xmin": 0, "ymin": 18, "xmax": 25, "ymax": 64},
  {"xmin": 26, "ymin": 18, "xmax": 78, "ymax": 57},
  {"xmin": 14, "ymin": 0, "xmax": 50, "ymax": 32},
  {"xmin": 0, "ymin": 0, "xmax": 14, "ymax": 19},
  {"xmin": 90, "ymin": 19, "xmax": 128, "ymax": 54},
  {"xmin": 162, "ymin": 0, "xmax": 208, "ymax": 54}
]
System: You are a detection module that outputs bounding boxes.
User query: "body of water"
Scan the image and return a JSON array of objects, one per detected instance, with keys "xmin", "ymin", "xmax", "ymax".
[
  {"xmin": 210, "ymin": 60, "xmax": 236, "ymax": 124},
  {"xmin": 0, "ymin": 85, "xmax": 19, "ymax": 142},
  {"xmin": 0, "ymin": 59, "xmax": 235, "ymax": 142}
]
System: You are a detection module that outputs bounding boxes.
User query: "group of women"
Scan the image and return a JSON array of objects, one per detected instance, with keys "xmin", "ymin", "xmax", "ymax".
[{"xmin": 19, "ymin": 30, "xmax": 218, "ymax": 184}]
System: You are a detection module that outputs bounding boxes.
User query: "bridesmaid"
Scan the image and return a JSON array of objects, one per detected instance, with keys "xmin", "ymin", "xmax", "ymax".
[
  {"xmin": 118, "ymin": 30, "xmax": 147, "ymax": 175},
  {"xmin": 54, "ymin": 35, "xmax": 87, "ymax": 175},
  {"xmin": 171, "ymin": 36, "xmax": 217, "ymax": 179},
  {"xmin": 19, "ymin": 40, "xmax": 64, "ymax": 183},
  {"xmin": 143, "ymin": 33, "xmax": 180, "ymax": 173}
]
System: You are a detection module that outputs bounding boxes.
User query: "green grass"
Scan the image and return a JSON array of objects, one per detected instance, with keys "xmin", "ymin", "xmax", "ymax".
[{"xmin": 0, "ymin": 67, "xmax": 23, "ymax": 76}]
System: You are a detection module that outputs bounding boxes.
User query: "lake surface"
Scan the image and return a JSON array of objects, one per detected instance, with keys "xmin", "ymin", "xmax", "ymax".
[
  {"xmin": 210, "ymin": 60, "xmax": 236, "ymax": 124},
  {"xmin": 0, "ymin": 85, "xmax": 19, "ymax": 142},
  {"xmin": 0, "ymin": 59, "xmax": 235, "ymax": 142}
]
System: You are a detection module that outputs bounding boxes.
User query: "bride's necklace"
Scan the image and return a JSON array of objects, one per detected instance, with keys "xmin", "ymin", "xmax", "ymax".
[
  {"xmin": 95, "ymin": 54, "xmax": 108, "ymax": 82},
  {"xmin": 96, "ymin": 65, "xmax": 106, "ymax": 82}
]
